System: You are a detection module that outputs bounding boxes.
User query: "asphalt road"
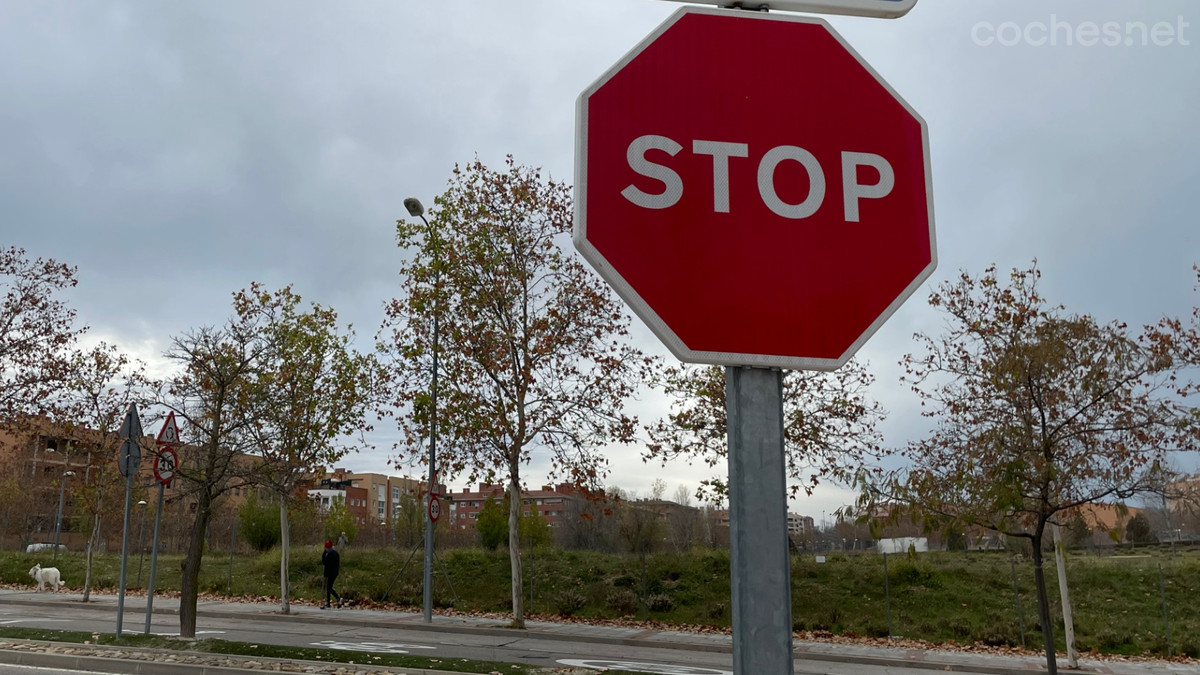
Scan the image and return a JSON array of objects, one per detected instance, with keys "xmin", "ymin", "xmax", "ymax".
[{"xmin": 0, "ymin": 598, "xmax": 1022, "ymax": 675}]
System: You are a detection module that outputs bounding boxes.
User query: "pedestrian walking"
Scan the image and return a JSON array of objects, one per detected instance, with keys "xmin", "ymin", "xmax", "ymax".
[
  {"xmin": 320, "ymin": 539, "xmax": 342, "ymax": 609},
  {"xmin": 337, "ymin": 531, "xmax": 349, "ymax": 549}
]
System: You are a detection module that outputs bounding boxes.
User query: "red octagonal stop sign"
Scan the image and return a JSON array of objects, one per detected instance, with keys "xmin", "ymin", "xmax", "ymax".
[{"xmin": 574, "ymin": 7, "xmax": 935, "ymax": 371}]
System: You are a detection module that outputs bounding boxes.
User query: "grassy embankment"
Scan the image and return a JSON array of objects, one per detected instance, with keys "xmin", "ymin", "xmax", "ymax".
[{"xmin": 4, "ymin": 546, "xmax": 1197, "ymax": 658}]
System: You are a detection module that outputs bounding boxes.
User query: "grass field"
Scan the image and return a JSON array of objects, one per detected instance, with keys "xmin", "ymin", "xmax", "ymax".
[{"xmin": 4, "ymin": 545, "xmax": 1197, "ymax": 658}]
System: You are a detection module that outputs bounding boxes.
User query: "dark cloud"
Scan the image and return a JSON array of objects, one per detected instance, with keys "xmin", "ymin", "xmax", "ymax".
[{"xmin": 1, "ymin": 0, "xmax": 1196, "ymax": 508}]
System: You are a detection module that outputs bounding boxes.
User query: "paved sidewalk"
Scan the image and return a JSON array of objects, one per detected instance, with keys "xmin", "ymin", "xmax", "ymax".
[{"xmin": 2, "ymin": 589, "xmax": 1198, "ymax": 675}]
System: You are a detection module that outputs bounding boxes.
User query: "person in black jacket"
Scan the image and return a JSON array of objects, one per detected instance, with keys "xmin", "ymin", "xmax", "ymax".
[{"xmin": 320, "ymin": 539, "xmax": 342, "ymax": 609}]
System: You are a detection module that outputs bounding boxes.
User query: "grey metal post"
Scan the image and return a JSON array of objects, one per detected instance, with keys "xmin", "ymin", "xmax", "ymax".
[
  {"xmin": 640, "ymin": 543, "xmax": 647, "ymax": 621},
  {"xmin": 424, "ymin": 299, "xmax": 438, "ymax": 622},
  {"xmin": 136, "ymin": 501, "xmax": 147, "ymax": 586},
  {"xmin": 227, "ymin": 521, "xmax": 236, "ymax": 594},
  {"xmin": 403, "ymin": 197, "xmax": 439, "ymax": 625},
  {"xmin": 145, "ymin": 482, "xmax": 164, "ymax": 634},
  {"xmin": 883, "ymin": 552, "xmax": 893, "ymax": 638},
  {"xmin": 1010, "ymin": 556, "xmax": 1027, "ymax": 648},
  {"xmin": 1158, "ymin": 564, "xmax": 1173, "ymax": 656},
  {"xmin": 52, "ymin": 470, "xmax": 71, "ymax": 563},
  {"xmin": 115, "ymin": 471, "xmax": 133, "ymax": 638},
  {"xmin": 725, "ymin": 366, "xmax": 793, "ymax": 675}
]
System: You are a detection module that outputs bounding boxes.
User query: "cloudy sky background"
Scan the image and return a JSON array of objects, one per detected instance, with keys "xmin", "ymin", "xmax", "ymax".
[{"xmin": 2, "ymin": 0, "xmax": 1197, "ymax": 520}]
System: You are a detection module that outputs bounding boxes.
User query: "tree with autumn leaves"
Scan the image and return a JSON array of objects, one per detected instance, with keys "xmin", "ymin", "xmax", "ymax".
[
  {"xmin": 0, "ymin": 247, "xmax": 86, "ymax": 422},
  {"xmin": 58, "ymin": 343, "xmax": 151, "ymax": 602},
  {"xmin": 159, "ymin": 285, "xmax": 376, "ymax": 635},
  {"xmin": 1, "ymin": 248, "xmax": 152, "ymax": 597},
  {"xmin": 235, "ymin": 284, "xmax": 377, "ymax": 615},
  {"xmin": 159, "ymin": 313, "xmax": 268, "ymax": 637},
  {"xmin": 0, "ymin": 247, "xmax": 84, "ymax": 540},
  {"xmin": 645, "ymin": 360, "xmax": 885, "ymax": 505},
  {"xmin": 860, "ymin": 262, "xmax": 1198, "ymax": 675},
  {"xmin": 379, "ymin": 157, "xmax": 657, "ymax": 628}
]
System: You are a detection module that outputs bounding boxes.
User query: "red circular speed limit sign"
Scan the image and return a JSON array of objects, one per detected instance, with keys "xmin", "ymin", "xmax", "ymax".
[
  {"xmin": 428, "ymin": 495, "xmax": 441, "ymax": 523},
  {"xmin": 153, "ymin": 446, "xmax": 178, "ymax": 485}
]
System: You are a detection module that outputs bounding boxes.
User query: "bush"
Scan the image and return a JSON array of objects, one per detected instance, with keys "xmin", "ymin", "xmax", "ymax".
[
  {"xmin": 611, "ymin": 573, "xmax": 636, "ymax": 588},
  {"xmin": 554, "ymin": 589, "xmax": 587, "ymax": 616},
  {"xmin": 605, "ymin": 588, "xmax": 638, "ymax": 615},
  {"xmin": 647, "ymin": 593, "xmax": 674, "ymax": 612},
  {"xmin": 476, "ymin": 497, "xmax": 507, "ymax": 551},
  {"xmin": 1125, "ymin": 513, "xmax": 1157, "ymax": 545},
  {"xmin": 237, "ymin": 492, "xmax": 281, "ymax": 552},
  {"xmin": 890, "ymin": 561, "xmax": 939, "ymax": 588},
  {"xmin": 1092, "ymin": 628, "xmax": 1137, "ymax": 654}
]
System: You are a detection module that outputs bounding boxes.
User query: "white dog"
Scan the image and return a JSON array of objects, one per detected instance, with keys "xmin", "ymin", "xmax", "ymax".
[{"xmin": 28, "ymin": 564, "xmax": 64, "ymax": 592}]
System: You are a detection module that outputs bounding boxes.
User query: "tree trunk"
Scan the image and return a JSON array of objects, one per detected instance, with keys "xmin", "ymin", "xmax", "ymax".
[
  {"xmin": 507, "ymin": 472, "xmax": 525, "ymax": 628},
  {"xmin": 82, "ymin": 513, "xmax": 101, "ymax": 602},
  {"xmin": 1051, "ymin": 523, "xmax": 1077, "ymax": 668},
  {"xmin": 179, "ymin": 493, "xmax": 214, "ymax": 638},
  {"xmin": 279, "ymin": 501, "xmax": 291, "ymax": 614},
  {"xmin": 1030, "ymin": 534, "xmax": 1059, "ymax": 675}
]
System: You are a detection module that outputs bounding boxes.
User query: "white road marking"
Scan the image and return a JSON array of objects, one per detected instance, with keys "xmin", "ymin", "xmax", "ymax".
[
  {"xmin": 312, "ymin": 640, "xmax": 436, "ymax": 654},
  {"xmin": 558, "ymin": 659, "xmax": 733, "ymax": 675}
]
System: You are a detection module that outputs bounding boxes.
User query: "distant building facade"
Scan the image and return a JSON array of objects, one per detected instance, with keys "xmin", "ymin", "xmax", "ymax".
[
  {"xmin": 788, "ymin": 512, "xmax": 815, "ymax": 537},
  {"xmin": 445, "ymin": 483, "xmax": 586, "ymax": 530},
  {"xmin": 322, "ymin": 468, "xmax": 435, "ymax": 526}
]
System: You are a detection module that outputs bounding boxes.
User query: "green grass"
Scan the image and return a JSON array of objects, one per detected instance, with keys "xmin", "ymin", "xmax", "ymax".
[
  {"xmin": 790, "ymin": 550, "xmax": 1200, "ymax": 658},
  {"xmin": 7, "ymin": 545, "xmax": 1200, "ymax": 658}
]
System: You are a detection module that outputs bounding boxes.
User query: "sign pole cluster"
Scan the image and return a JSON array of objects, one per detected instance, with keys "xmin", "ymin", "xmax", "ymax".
[
  {"xmin": 574, "ymin": 3, "xmax": 934, "ymax": 673},
  {"xmin": 145, "ymin": 412, "xmax": 180, "ymax": 634}
]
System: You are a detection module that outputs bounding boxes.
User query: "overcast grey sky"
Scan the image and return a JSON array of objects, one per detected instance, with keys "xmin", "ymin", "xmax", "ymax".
[{"xmin": 2, "ymin": 0, "xmax": 1197, "ymax": 518}]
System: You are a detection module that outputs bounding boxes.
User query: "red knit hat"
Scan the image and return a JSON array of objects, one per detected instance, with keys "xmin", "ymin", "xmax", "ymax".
[{"xmin": 324, "ymin": 540, "xmax": 332, "ymax": 549}]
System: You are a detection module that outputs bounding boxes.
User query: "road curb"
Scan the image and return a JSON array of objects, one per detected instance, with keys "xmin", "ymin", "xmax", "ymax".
[{"xmin": 0, "ymin": 641, "xmax": 475, "ymax": 675}]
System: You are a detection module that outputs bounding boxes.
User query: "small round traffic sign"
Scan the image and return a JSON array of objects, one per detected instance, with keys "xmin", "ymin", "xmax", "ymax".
[
  {"xmin": 428, "ymin": 495, "xmax": 441, "ymax": 523},
  {"xmin": 153, "ymin": 446, "xmax": 178, "ymax": 485}
]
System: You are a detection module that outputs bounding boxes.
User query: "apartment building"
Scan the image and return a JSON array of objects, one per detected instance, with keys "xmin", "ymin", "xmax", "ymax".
[
  {"xmin": 445, "ymin": 483, "xmax": 584, "ymax": 530},
  {"xmin": 787, "ymin": 512, "xmax": 815, "ymax": 537},
  {"xmin": 329, "ymin": 469, "xmax": 439, "ymax": 526},
  {"xmin": 306, "ymin": 475, "xmax": 370, "ymax": 524}
]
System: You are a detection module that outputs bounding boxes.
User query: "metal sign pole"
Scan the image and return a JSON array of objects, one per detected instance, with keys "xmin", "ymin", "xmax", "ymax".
[
  {"xmin": 726, "ymin": 366, "xmax": 794, "ymax": 675},
  {"xmin": 144, "ymin": 481, "xmax": 164, "ymax": 634},
  {"xmin": 116, "ymin": 470, "xmax": 133, "ymax": 638}
]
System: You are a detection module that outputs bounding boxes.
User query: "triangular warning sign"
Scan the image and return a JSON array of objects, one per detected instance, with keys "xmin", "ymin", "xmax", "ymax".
[{"xmin": 157, "ymin": 411, "xmax": 181, "ymax": 445}]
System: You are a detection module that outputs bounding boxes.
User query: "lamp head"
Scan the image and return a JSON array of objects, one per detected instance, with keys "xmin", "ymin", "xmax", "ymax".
[
  {"xmin": 403, "ymin": 197, "xmax": 425, "ymax": 218},
  {"xmin": 64, "ymin": 471, "xmax": 75, "ymax": 478},
  {"xmin": 138, "ymin": 500, "xmax": 147, "ymax": 506}
]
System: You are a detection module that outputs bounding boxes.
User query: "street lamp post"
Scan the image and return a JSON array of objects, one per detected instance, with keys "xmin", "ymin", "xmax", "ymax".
[
  {"xmin": 136, "ymin": 500, "xmax": 148, "ymax": 586},
  {"xmin": 404, "ymin": 196, "xmax": 439, "ymax": 624},
  {"xmin": 52, "ymin": 467, "xmax": 75, "ymax": 564}
]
